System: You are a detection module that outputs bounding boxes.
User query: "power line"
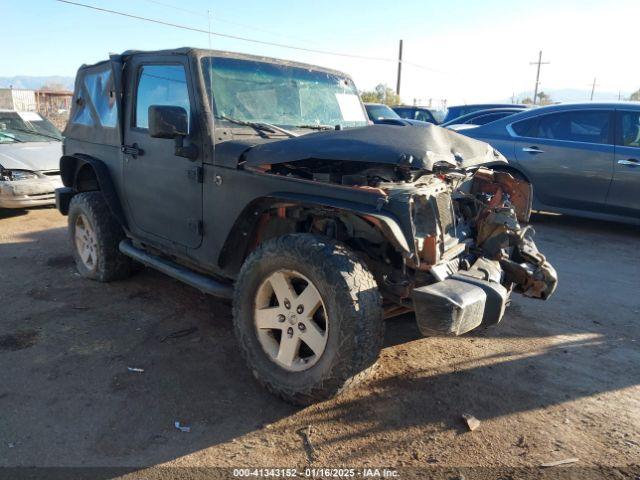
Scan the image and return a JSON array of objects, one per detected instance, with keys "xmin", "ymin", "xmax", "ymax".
[
  {"xmin": 138, "ymin": 0, "xmax": 323, "ymax": 47},
  {"xmin": 55, "ymin": 0, "xmax": 445, "ymax": 72},
  {"xmin": 138, "ymin": 0, "xmax": 201, "ymax": 16}
]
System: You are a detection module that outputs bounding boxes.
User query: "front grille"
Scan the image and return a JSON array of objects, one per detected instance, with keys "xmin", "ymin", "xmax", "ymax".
[
  {"xmin": 413, "ymin": 190, "xmax": 460, "ymax": 264},
  {"xmin": 435, "ymin": 192, "xmax": 454, "ymax": 235}
]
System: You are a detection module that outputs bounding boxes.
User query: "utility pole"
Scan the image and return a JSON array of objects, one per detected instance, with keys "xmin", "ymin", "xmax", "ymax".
[
  {"xmin": 396, "ymin": 39, "xmax": 403, "ymax": 97},
  {"xmin": 590, "ymin": 77, "xmax": 598, "ymax": 101},
  {"xmin": 530, "ymin": 50, "xmax": 550, "ymax": 105}
]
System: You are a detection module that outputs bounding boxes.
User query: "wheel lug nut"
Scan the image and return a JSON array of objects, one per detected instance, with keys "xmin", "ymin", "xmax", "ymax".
[
  {"xmin": 284, "ymin": 299, "xmax": 291, "ymax": 309},
  {"xmin": 277, "ymin": 314, "xmax": 286, "ymax": 323},
  {"xmin": 287, "ymin": 327, "xmax": 294, "ymax": 337},
  {"xmin": 298, "ymin": 323, "xmax": 306, "ymax": 332},
  {"xmin": 296, "ymin": 305, "xmax": 304, "ymax": 314}
]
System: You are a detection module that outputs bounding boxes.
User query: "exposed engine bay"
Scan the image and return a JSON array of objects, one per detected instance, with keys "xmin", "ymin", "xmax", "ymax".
[
  {"xmin": 234, "ymin": 123, "xmax": 557, "ymax": 336},
  {"xmin": 245, "ymin": 155, "xmax": 557, "ymax": 336}
]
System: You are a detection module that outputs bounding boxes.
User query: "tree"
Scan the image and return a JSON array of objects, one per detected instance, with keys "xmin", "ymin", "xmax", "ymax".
[
  {"xmin": 520, "ymin": 92, "xmax": 553, "ymax": 105},
  {"xmin": 41, "ymin": 82, "xmax": 68, "ymax": 92},
  {"xmin": 629, "ymin": 89, "xmax": 640, "ymax": 102},
  {"xmin": 536, "ymin": 91, "xmax": 553, "ymax": 105},
  {"xmin": 360, "ymin": 84, "xmax": 400, "ymax": 106}
]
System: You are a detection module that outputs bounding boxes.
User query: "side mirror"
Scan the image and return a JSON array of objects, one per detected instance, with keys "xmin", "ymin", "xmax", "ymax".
[
  {"xmin": 148, "ymin": 105, "xmax": 198, "ymax": 160},
  {"xmin": 148, "ymin": 105, "xmax": 188, "ymax": 139}
]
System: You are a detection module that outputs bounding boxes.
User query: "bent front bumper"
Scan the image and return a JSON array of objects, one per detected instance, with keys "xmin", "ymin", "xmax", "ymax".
[
  {"xmin": 0, "ymin": 175, "xmax": 62, "ymax": 208},
  {"xmin": 412, "ymin": 248, "xmax": 558, "ymax": 337},
  {"xmin": 412, "ymin": 273, "xmax": 509, "ymax": 336}
]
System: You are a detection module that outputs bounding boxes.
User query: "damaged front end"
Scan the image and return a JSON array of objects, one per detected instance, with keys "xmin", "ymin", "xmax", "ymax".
[
  {"xmin": 239, "ymin": 125, "xmax": 557, "ymax": 337},
  {"xmin": 410, "ymin": 167, "xmax": 557, "ymax": 336}
]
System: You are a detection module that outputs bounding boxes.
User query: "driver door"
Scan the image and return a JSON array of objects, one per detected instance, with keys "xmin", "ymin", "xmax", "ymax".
[{"xmin": 122, "ymin": 56, "xmax": 203, "ymax": 249}]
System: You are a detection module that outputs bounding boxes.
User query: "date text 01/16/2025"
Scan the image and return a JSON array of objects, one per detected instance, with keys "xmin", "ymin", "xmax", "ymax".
[{"xmin": 232, "ymin": 468, "xmax": 400, "ymax": 478}]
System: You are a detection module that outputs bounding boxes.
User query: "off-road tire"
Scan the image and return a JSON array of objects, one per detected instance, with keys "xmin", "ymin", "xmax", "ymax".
[
  {"xmin": 68, "ymin": 192, "xmax": 133, "ymax": 282},
  {"xmin": 233, "ymin": 233, "xmax": 384, "ymax": 405}
]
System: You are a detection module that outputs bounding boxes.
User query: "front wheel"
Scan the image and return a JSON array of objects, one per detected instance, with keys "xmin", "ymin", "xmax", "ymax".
[
  {"xmin": 68, "ymin": 192, "xmax": 133, "ymax": 282},
  {"xmin": 233, "ymin": 234, "xmax": 384, "ymax": 405}
]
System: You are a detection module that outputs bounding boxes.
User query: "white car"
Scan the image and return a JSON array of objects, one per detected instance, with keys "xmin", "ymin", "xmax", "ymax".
[{"xmin": 0, "ymin": 110, "xmax": 63, "ymax": 208}]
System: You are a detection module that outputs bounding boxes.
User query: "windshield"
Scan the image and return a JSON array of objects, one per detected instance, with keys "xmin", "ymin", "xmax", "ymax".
[
  {"xmin": 365, "ymin": 104, "xmax": 401, "ymax": 120},
  {"xmin": 201, "ymin": 57, "xmax": 368, "ymax": 129},
  {"xmin": 431, "ymin": 109, "xmax": 446, "ymax": 123},
  {"xmin": 0, "ymin": 111, "xmax": 63, "ymax": 143}
]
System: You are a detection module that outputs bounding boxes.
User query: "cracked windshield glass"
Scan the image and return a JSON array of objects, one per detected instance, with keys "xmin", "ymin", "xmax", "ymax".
[
  {"xmin": 0, "ymin": 111, "xmax": 62, "ymax": 143},
  {"xmin": 201, "ymin": 56, "xmax": 368, "ymax": 129}
]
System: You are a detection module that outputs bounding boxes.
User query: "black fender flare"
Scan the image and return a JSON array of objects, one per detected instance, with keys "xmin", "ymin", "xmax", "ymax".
[
  {"xmin": 218, "ymin": 193, "xmax": 412, "ymax": 274},
  {"xmin": 60, "ymin": 154, "xmax": 128, "ymax": 228}
]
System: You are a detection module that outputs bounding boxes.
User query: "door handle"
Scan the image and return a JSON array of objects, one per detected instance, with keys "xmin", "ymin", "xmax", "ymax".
[
  {"xmin": 617, "ymin": 159, "xmax": 639, "ymax": 167},
  {"xmin": 522, "ymin": 146, "xmax": 544, "ymax": 154}
]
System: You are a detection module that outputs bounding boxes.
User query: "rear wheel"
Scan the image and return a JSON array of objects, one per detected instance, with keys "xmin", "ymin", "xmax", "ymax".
[
  {"xmin": 68, "ymin": 192, "xmax": 133, "ymax": 282},
  {"xmin": 233, "ymin": 234, "xmax": 384, "ymax": 405}
]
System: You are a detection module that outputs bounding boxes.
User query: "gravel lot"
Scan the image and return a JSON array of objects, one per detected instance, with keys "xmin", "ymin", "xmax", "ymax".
[{"xmin": 0, "ymin": 207, "xmax": 639, "ymax": 479}]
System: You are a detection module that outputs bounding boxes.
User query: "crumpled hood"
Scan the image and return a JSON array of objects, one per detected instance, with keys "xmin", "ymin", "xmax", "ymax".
[
  {"xmin": 0, "ymin": 142, "xmax": 62, "ymax": 172},
  {"xmin": 243, "ymin": 124, "xmax": 505, "ymax": 170}
]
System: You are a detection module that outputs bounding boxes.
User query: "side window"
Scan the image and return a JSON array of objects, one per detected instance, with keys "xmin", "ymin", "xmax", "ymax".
[
  {"xmin": 135, "ymin": 65, "xmax": 190, "ymax": 130},
  {"xmin": 71, "ymin": 68, "xmax": 117, "ymax": 127},
  {"xmin": 415, "ymin": 110, "xmax": 433, "ymax": 123},
  {"xmin": 85, "ymin": 69, "xmax": 118, "ymax": 127},
  {"xmin": 513, "ymin": 111, "xmax": 611, "ymax": 144},
  {"xmin": 473, "ymin": 113, "xmax": 505, "ymax": 125},
  {"xmin": 511, "ymin": 117, "xmax": 538, "ymax": 137},
  {"xmin": 618, "ymin": 111, "xmax": 640, "ymax": 148}
]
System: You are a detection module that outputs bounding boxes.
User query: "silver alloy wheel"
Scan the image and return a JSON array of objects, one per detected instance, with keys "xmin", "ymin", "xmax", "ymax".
[
  {"xmin": 254, "ymin": 269, "xmax": 328, "ymax": 372},
  {"xmin": 74, "ymin": 214, "xmax": 98, "ymax": 271}
]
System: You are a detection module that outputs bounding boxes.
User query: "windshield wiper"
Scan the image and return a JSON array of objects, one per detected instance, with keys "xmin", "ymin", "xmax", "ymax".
[
  {"xmin": 216, "ymin": 115, "xmax": 298, "ymax": 138},
  {"xmin": 296, "ymin": 124, "xmax": 335, "ymax": 131},
  {"xmin": 0, "ymin": 132, "xmax": 24, "ymax": 143},
  {"xmin": 6, "ymin": 127, "xmax": 61, "ymax": 141}
]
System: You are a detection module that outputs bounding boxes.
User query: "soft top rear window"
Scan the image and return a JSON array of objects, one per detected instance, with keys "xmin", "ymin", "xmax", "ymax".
[{"xmin": 71, "ymin": 68, "xmax": 117, "ymax": 128}]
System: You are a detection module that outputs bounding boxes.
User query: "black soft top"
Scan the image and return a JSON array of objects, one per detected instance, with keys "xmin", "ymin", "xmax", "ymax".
[{"xmin": 63, "ymin": 47, "xmax": 356, "ymax": 147}]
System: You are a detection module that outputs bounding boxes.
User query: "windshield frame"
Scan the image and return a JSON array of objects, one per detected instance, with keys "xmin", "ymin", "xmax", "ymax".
[{"xmin": 199, "ymin": 55, "xmax": 369, "ymax": 133}]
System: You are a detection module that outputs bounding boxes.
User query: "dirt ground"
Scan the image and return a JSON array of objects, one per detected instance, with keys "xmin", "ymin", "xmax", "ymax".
[{"xmin": 1, "ymin": 207, "xmax": 639, "ymax": 479}]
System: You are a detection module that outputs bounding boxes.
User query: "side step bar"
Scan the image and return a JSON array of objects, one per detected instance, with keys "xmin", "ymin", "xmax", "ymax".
[{"xmin": 119, "ymin": 240, "xmax": 234, "ymax": 299}]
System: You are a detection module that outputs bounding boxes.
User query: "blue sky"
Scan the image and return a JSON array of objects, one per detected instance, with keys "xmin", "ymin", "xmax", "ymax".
[{"xmin": 4, "ymin": 0, "xmax": 638, "ymax": 104}]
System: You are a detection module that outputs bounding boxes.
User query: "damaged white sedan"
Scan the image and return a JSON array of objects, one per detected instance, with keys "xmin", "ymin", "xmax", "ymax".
[{"xmin": 0, "ymin": 110, "xmax": 63, "ymax": 209}]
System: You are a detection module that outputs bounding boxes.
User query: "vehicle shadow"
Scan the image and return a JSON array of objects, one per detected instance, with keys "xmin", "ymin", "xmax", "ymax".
[
  {"xmin": 0, "ymin": 211, "xmax": 638, "ymax": 472},
  {"xmin": 0, "ymin": 208, "xmax": 29, "ymax": 220},
  {"xmin": 0, "ymin": 205, "xmax": 56, "ymax": 220},
  {"xmin": 296, "ymin": 330, "xmax": 638, "ymax": 464}
]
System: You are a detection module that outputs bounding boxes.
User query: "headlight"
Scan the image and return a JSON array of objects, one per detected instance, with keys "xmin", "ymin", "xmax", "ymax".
[{"xmin": 0, "ymin": 169, "xmax": 39, "ymax": 181}]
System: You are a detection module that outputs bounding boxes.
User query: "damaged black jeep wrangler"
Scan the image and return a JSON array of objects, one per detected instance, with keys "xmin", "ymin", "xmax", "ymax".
[{"xmin": 56, "ymin": 48, "xmax": 557, "ymax": 404}]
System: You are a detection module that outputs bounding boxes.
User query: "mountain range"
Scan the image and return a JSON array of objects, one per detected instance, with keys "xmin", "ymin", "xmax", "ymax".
[
  {"xmin": 0, "ymin": 76, "xmax": 75, "ymax": 91},
  {"xmin": 506, "ymin": 88, "xmax": 630, "ymax": 103}
]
